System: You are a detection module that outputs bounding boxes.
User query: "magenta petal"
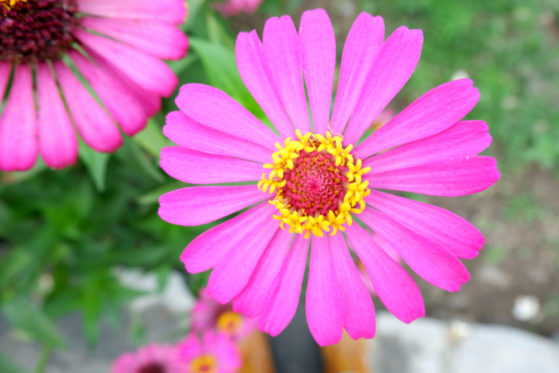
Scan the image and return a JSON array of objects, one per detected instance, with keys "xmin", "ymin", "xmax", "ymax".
[
  {"xmin": 176, "ymin": 84, "xmax": 280, "ymax": 150},
  {"xmin": 164, "ymin": 111, "xmax": 271, "ymax": 164},
  {"xmin": 207, "ymin": 212, "xmax": 279, "ymax": 303},
  {"xmin": 81, "ymin": 17, "xmax": 188, "ymax": 60},
  {"xmin": 299, "ymin": 9, "xmax": 336, "ymax": 135},
  {"xmin": 355, "ymin": 79, "xmax": 481, "ymax": 158},
  {"xmin": 235, "ymin": 31, "xmax": 294, "ymax": 138},
  {"xmin": 87, "ymin": 50, "xmax": 162, "ymax": 117},
  {"xmin": 76, "ymin": 30, "xmax": 178, "ymax": 97},
  {"xmin": 345, "ymin": 223, "xmax": 425, "ymax": 323},
  {"xmin": 262, "ymin": 15, "xmax": 311, "ymax": 133},
  {"xmin": 53, "ymin": 61, "xmax": 122, "ymax": 152},
  {"xmin": 366, "ymin": 191, "xmax": 484, "ymax": 259},
  {"xmin": 368, "ymin": 156, "xmax": 500, "ymax": 196},
  {"xmin": 160, "ymin": 147, "xmax": 263, "ymax": 184},
  {"xmin": 259, "ymin": 235, "xmax": 309, "ymax": 336},
  {"xmin": 344, "ymin": 26, "xmax": 423, "ymax": 145},
  {"xmin": 69, "ymin": 50, "xmax": 147, "ymax": 136},
  {"xmin": 306, "ymin": 236, "xmax": 344, "ymax": 346},
  {"xmin": 329, "ymin": 234, "xmax": 375, "ymax": 339},
  {"xmin": 0, "ymin": 64, "xmax": 37, "ymax": 171},
  {"xmin": 158, "ymin": 185, "xmax": 267, "ymax": 226},
  {"xmin": 330, "ymin": 13, "xmax": 385, "ymax": 134},
  {"xmin": 181, "ymin": 203, "xmax": 274, "ymax": 273},
  {"xmin": 364, "ymin": 120, "xmax": 491, "ymax": 172},
  {"xmin": 76, "ymin": 0, "xmax": 187, "ymax": 24},
  {"xmin": 233, "ymin": 229, "xmax": 293, "ymax": 318},
  {"xmin": 360, "ymin": 208, "xmax": 470, "ymax": 292},
  {"xmin": 36, "ymin": 63, "xmax": 78, "ymax": 169}
]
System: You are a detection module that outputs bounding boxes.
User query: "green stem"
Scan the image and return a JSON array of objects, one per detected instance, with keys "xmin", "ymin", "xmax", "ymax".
[{"xmin": 34, "ymin": 346, "xmax": 51, "ymax": 373}]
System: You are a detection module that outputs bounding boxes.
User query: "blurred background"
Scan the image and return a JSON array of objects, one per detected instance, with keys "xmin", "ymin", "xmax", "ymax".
[{"xmin": 1, "ymin": 0, "xmax": 558, "ymax": 372}]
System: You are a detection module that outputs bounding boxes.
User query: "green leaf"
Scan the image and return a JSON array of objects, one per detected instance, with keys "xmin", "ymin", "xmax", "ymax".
[
  {"xmin": 115, "ymin": 137, "xmax": 163, "ymax": 183},
  {"xmin": 2, "ymin": 298, "xmax": 66, "ymax": 348},
  {"xmin": 189, "ymin": 37, "xmax": 267, "ymax": 123},
  {"xmin": 0, "ymin": 353, "xmax": 29, "ymax": 373},
  {"xmin": 134, "ymin": 119, "xmax": 170, "ymax": 159},
  {"xmin": 79, "ymin": 143, "xmax": 110, "ymax": 192}
]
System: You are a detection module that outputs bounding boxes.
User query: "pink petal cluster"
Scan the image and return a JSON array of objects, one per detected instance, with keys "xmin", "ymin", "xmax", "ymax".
[
  {"xmin": 111, "ymin": 332, "xmax": 241, "ymax": 373},
  {"xmin": 177, "ymin": 331, "xmax": 242, "ymax": 373},
  {"xmin": 215, "ymin": 0, "xmax": 263, "ymax": 16},
  {"xmin": 0, "ymin": 0, "xmax": 188, "ymax": 171},
  {"xmin": 111, "ymin": 343, "xmax": 185, "ymax": 373},
  {"xmin": 192, "ymin": 287, "xmax": 257, "ymax": 341},
  {"xmin": 159, "ymin": 9, "xmax": 500, "ymax": 346}
]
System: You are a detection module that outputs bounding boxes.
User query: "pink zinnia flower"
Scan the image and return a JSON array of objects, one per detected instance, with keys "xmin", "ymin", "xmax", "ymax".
[
  {"xmin": 215, "ymin": 0, "xmax": 262, "ymax": 16},
  {"xmin": 192, "ymin": 287, "xmax": 257, "ymax": 341},
  {"xmin": 0, "ymin": 0, "xmax": 188, "ymax": 171},
  {"xmin": 177, "ymin": 331, "xmax": 241, "ymax": 373},
  {"xmin": 158, "ymin": 9, "xmax": 500, "ymax": 346},
  {"xmin": 111, "ymin": 343, "xmax": 185, "ymax": 373}
]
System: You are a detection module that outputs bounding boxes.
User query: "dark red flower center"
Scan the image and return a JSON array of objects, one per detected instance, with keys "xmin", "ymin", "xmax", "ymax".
[
  {"xmin": 138, "ymin": 363, "xmax": 165, "ymax": 373},
  {"xmin": 281, "ymin": 150, "xmax": 348, "ymax": 216},
  {"xmin": 0, "ymin": 0, "xmax": 78, "ymax": 63}
]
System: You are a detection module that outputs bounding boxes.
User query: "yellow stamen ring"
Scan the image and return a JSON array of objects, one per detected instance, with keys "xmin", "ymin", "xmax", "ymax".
[{"xmin": 258, "ymin": 130, "xmax": 371, "ymax": 238}]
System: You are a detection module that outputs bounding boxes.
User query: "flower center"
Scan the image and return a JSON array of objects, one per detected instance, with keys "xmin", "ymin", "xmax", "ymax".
[
  {"xmin": 259, "ymin": 131, "xmax": 371, "ymax": 238},
  {"xmin": 216, "ymin": 310, "xmax": 243, "ymax": 335},
  {"xmin": 190, "ymin": 354, "xmax": 217, "ymax": 373},
  {"xmin": 0, "ymin": 0, "xmax": 78, "ymax": 63},
  {"xmin": 138, "ymin": 363, "xmax": 165, "ymax": 373}
]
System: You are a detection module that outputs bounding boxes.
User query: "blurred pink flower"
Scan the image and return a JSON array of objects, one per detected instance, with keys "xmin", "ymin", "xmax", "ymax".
[
  {"xmin": 159, "ymin": 9, "xmax": 500, "ymax": 346},
  {"xmin": 0, "ymin": 0, "xmax": 188, "ymax": 171},
  {"xmin": 192, "ymin": 287, "xmax": 257, "ymax": 341},
  {"xmin": 215, "ymin": 0, "xmax": 262, "ymax": 16},
  {"xmin": 177, "ymin": 331, "xmax": 241, "ymax": 373},
  {"xmin": 111, "ymin": 343, "xmax": 185, "ymax": 373}
]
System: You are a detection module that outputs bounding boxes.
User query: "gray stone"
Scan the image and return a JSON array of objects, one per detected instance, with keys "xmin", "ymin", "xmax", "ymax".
[{"xmin": 368, "ymin": 312, "xmax": 559, "ymax": 373}]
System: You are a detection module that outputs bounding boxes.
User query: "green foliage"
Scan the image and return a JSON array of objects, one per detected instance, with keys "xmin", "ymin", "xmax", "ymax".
[{"xmin": 0, "ymin": 0, "xmax": 557, "ymax": 367}]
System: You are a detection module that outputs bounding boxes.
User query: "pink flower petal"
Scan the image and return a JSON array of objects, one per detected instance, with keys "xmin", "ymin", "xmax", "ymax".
[
  {"xmin": 330, "ymin": 13, "xmax": 385, "ymax": 134},
  {"xmin": 208, "ymin": 332, "xmax": 242, "ymax": 371},
  {"xmin": 355, "ymin": 79, "xmax": 480, "ymax": 158},
  {"xmin": 235, "ymin": 31, "xmax": 294, "ymax": 138},
  {"xmin": 368, "ymin": 156, "xmax": 500, "ymax": 196},
  {"xmin": 207, "ymin": 212, "xmax": 279, "ymax": 303},
  {"xmin": 0, "ymin": 64, "xmax": 37, "ymax": 171},
  {"xmin": 299, "ymin": 9, "xmax": 336, "ymax": 135},
  {"xmin": 344, "ymin": 26, "xmax": 423, "ymax": 145},
  {"xmin": 366, "ymin": 191, "xmax": 484, "ymax": 259},
  {"xmin": 69, "ymin": 50, "xmax": 147, "ymax": 136},
  {"xmin": 360, "ymin": 208, "xmax": 470, "ymax": 292},
  {"xmin": 87, "ymin": 50, "xmax": 162, "ymax": 117},
  {"xmin": 232, "ymin": 229, "xmax": 293, "ymax": 317},
  {"xmin": 77, "ymin": 0, "xmax": 187, "ymax": 24},
  {"xmin": 181, "ymin": 203, "xmax": 274, "ymax": 273},
  {"xmin": 76, "ymin": 30, "xmax": 178, "ymax": 97},
  {"xmin": 80, "ymin": 17, "xmax": 188, "ymax": 60},
  {"xmin": 306, "ymin": 236, "xmax": 344, "ymax": 346},
  {"xmin": 160, "ymin": 146, "xmax": 263, "ymax": 184},
  {"xmin": 258, "ymin": 235, "xmax": 309, "ymax": 336},
  {"xmin": 364, "ymin": 120, "xmax": 491, "ymax": 173},
  {"xmin": 164, "ymin": 111, "xmax": 271, "ymax": 164},
  {"xmin": 36, "ymin": 63, "xmax": 78, "ymax": 169},
  {"xmin": 176, "ymin": 84, "xmax": 280, "ymax": 150},
  {"xmin": 158, "ymin": 185, "xmax": 267, "ymax": 226},
  {"xmin": 53, "ymin": 60, "xmax": 122, "ymax": 152},
  {"xmin": 345, "ymin": 223, "xmax": 425, "ymax": 323},
  {"xmin": 262, "ymin": 15, "xmax": 311, "ymax": 133},
  {"xmin": 329, "ymin": 233, "xmax": 375, "ymax": 339}
]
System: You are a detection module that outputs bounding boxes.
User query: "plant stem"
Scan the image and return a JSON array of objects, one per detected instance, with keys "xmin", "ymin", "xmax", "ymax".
[{"xmin": 34, "ymin": 346, "xmax": 51, "ymax": 373}]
